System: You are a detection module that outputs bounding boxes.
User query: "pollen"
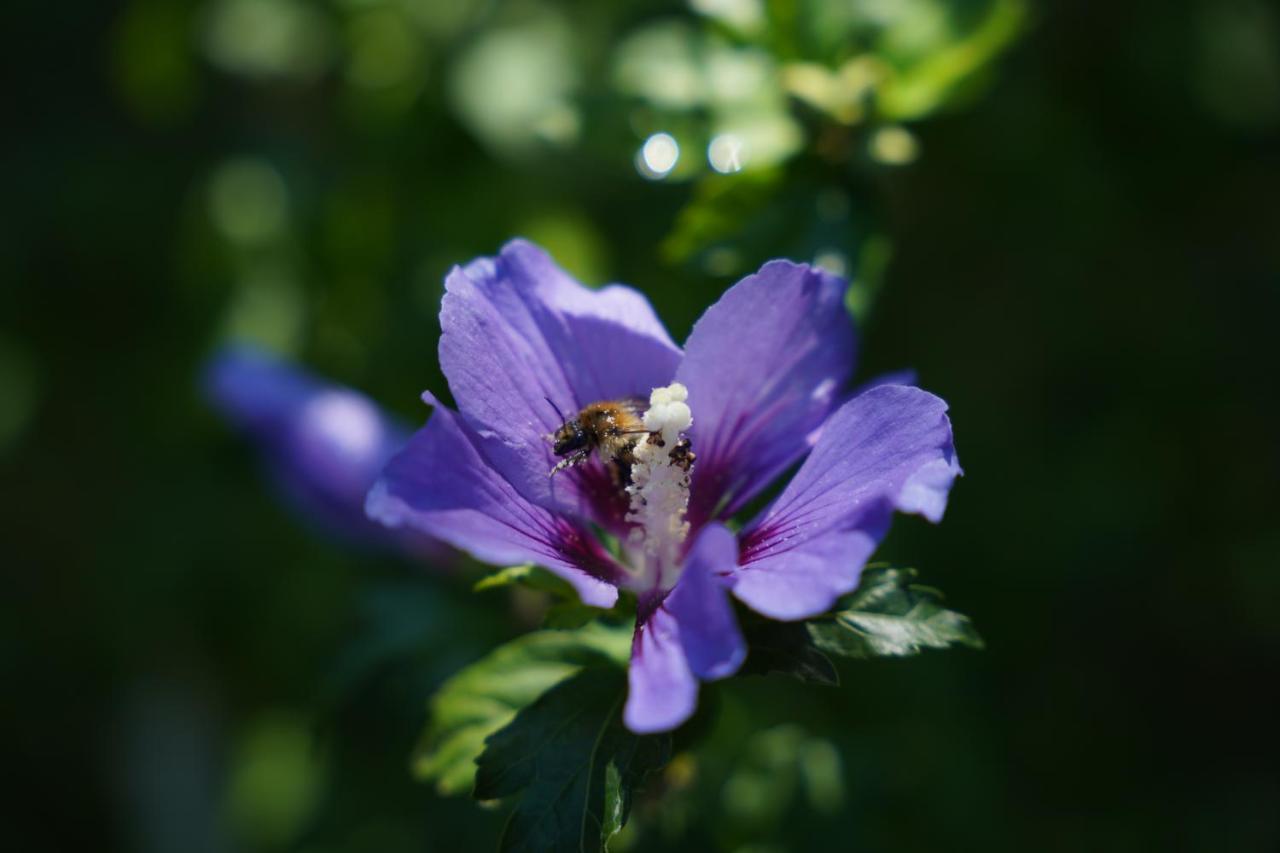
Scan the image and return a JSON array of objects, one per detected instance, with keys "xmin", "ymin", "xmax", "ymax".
[{"xmin": 626, "ymin": 382, "xmax": 694, "ymax": 585}]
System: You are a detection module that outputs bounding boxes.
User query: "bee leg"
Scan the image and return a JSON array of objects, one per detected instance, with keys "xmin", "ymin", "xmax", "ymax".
[
  {"xmin": 549, "ymin": 449, "xmax": 590, "ymax": 478},
  {"xmin": 611, "ymin": 458, "xmax": 634, "ymax": 490}
]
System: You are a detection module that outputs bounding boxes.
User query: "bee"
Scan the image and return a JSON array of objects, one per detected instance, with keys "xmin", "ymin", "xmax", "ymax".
[
  {"xmin": 546, "ymin": 398, "xmax": 694, "ymax": 485},
  {"xmin": 547, "ymin": 397, "xmax": 647, "ymax": 482}
]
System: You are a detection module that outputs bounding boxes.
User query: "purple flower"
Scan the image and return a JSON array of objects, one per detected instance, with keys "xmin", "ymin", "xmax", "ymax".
[
  {"xmin": 366, "ymin": 240, "xmax": 960, "ymax": 732},
  {"xmin": 205, "ymin": 346, "xmax": 446, "ymax": 560}
]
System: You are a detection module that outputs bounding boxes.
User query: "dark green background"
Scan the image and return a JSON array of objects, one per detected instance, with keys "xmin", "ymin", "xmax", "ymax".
[{"xmin": 5, "ymin": 0, "xmax": 1278, "ymax": 850}]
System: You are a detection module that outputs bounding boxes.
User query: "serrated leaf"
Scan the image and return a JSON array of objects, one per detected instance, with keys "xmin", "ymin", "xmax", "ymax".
[
  {"xmin": 475, "ymin": 668, "xmax": 671, "ymax": 853},
  {"xmin": 474, "ymin": 564, "xmax": 578, "ymax": 599},
  {"xmin": 414, "ymin": 622, "xmax": 632, "ymax": 795},
  {"xmin": 738, "ymin": 619, "xmax": 839, "ymax": 686},
  {"xmin": 807, "ymin": 567, "xmax": 984, "ymax": 659}
]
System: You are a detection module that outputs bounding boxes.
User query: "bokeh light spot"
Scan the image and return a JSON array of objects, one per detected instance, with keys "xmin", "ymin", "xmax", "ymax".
[
  {"xmin": 208, "ymin": 158, "xmax": 289, "ymax": 245},
  {"xmin": 638, "ymin": 132, "xmax": 680, "ymax": 179},
  {"xmin": 614, "ymin": 22, "xmax": 704, "ymax": 110},
  {"xmin": 690, "ymin": 0, "xmax": 765, "ymax": 34},
  {"xmin": 448, "ymin": 18, "xmax": 579, "ymax": 157},
  {"xmin": 869, "ymin": 125, "xmax": 920, "ymax": 165},
  {"xmin": 202, "ymin": 0, "xmax": 333, "ymax": 82},
  {"xmin": 222, "ymin": 267, "xmax": 305, "ymax": 354},
  {"xmin": 708, "ymin": 133, "xmax": 747, "ymax": 173},
  {"xmin": 224, "ymin": 711, "xmax": 326, "ymax": 848},
  {"xmin": 813, "ymin": 249, "xmax": 848, "ymax": 278}
]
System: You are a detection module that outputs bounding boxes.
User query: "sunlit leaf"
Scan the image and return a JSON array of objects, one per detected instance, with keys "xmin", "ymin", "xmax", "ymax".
[{"xmin": 807, "ymin": 567, "xmax": 984, "ymax": 659}]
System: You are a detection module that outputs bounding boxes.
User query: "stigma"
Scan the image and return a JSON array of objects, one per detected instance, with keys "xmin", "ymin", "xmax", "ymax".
[{"xmin": 626, "ymin": 382, "xmax": 694, "ymax": 587}]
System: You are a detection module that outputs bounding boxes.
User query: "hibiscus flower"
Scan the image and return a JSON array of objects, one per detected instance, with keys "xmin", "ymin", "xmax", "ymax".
[{"xmin": 367, "ymin": 240, "xmax": 960, "ymax": 732}]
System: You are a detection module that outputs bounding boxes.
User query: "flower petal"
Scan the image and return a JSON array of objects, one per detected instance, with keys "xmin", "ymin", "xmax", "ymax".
[
  {"xmin": 676, "ymin": 261, "xmax": 855, "ymax": 527},
  {"xmin": 731, "ymin": 523, "xmax": 890, "ymax": 621},
  {"xmin": 204, "ymin": 346, "xmax": 440, "ymax": 553},
  {"xmin": 622, "ymin": 524, "xmax": 746, "ymax": 733},
  {"xmin": 439, "ymin": 240, "xmax": 681, "ymax": 522},
  {"xmin": 665, "ymin": 524, "xmax": 746, "ymax": 680},
  {"xmin": 623, "ymin": 603, "xmax": 697, "ymax": 734},
  {"xmin": 732, "ymin": 385, "xmax": 960, "ymax": 620},
  {"xmin": 365, "ymin": 394, "xmax": 623, "ymax": 608},
  {"xmin": 803, "ymin": 368, "xmax": 920, "ymax": 451}
]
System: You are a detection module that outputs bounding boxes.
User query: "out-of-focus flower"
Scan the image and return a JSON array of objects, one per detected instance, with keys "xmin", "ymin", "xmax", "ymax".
[
  {"xmin": 367, "ymin": 241, "xmax": 959, "ymax": 731},
  {"xmin": 204, "ymin": 346, "xmax": 446, "ymax": 561}
]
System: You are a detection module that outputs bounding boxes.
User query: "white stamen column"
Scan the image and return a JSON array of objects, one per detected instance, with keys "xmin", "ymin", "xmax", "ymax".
[{"xmin": 626, "ymin": 382, "xmax": 694, "ymax": 589}]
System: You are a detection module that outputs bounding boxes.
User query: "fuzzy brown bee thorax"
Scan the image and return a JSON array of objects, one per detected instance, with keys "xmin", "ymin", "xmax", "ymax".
[{"xmin": 548, "ymin": 398, "xmax": 647, "ymax": 480}]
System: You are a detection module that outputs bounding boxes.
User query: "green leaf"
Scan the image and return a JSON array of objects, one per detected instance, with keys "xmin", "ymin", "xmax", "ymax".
[
  {"xmin": 475, "ymin": 668, "xmax": 671, "ymax": 853},
  {"xmin": 738, "ymin": 618, "xmax": 839, "ymax": 685},
  {"xmin": 414, "ymin": 622, "xmax": 632, "ymax": 795},
  {"xmin": 474, "ymin": 564, "xmax": 578, "ymax": 599},
  {"xmin": 807, "ymin": 567, "xmax": 984, "ymax": 659}
]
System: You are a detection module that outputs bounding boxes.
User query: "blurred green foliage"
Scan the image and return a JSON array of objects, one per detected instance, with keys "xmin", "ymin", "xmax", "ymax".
[{"xmin": 5, "ymin": 0, "xmax": 1280, "ymax": 851}]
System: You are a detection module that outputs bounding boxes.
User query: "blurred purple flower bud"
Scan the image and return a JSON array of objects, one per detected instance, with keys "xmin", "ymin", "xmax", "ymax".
[{"xmin": 204, "ymin": 346, "xmax": 449, "ymax": 562}]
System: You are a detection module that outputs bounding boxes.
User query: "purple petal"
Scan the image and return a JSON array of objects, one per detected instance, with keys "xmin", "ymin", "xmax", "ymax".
[
  {"xmin": 439, "ymin": 240, "xmax": 681, "ymax": 522},
  {"xmin": 676, "ymin": 261, "xmax": 855, "ymax": 528},
  {"xmin": 732, "ymin": 524, "xmax": 889, "ymax": 621},
  {"xmin": 204, "ymin": 346, "xmax": 440, "ymax": 554},
  {"xmin": 804, "ymin": 368, "xmax": 920, "ymax": 450},
  {"xmin": 623, "ymin": 524, "xmax": 746, "ymax": 733},
  {"xmin": 365, "ymin": 394, "xmax": 623, "ymax": 608},
  {"xmin": 664, "ymin": 524, "xmax": 746, "ymax": 680},
  {"xmin": 624, "ymin": 604, "xmax": 697, "ymax": 734},
  {"xmin": 731, "ymin": 385, "xmax": 960, "ymax": 620}
]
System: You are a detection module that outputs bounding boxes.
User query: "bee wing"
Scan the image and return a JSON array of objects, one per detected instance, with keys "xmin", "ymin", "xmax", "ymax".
[
  {"xmin": 619, "ymin": 396, "xmax": 646, "ymax": 417},
  {"xmin": 617, "ymin": 397, "xmax": 650, "ymax": 433}
]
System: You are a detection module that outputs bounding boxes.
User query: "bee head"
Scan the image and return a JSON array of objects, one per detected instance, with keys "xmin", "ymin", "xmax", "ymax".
[{"xmin": 551, "ymin": 419, "xmax": 588, "ymax": 456}]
